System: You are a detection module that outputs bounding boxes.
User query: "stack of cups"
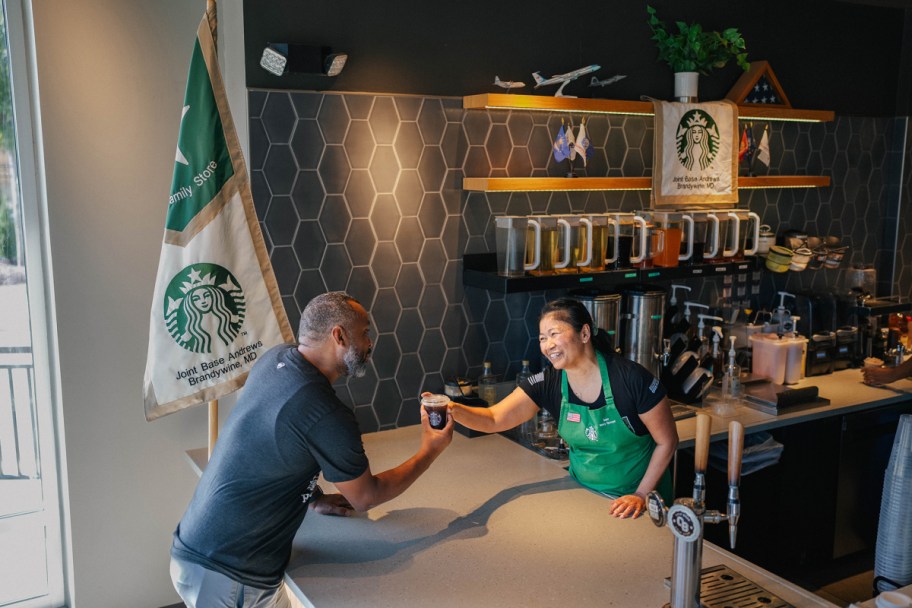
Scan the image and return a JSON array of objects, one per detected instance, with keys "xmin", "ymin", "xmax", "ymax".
[{"xmin": 875, "ymin": 414, "xmax": 912, "ymax": 592}]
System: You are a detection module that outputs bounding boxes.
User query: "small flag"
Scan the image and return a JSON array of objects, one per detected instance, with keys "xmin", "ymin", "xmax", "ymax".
[
  {"xmin": 566, "ymin": 121, "xmax": 577, "ymax": 161},
  {"xmin": 553, "ymin": 124, "xmax": 569, "ymax": 162},
  {"xmin": 143, "ymin": 14, "xmax": 294, "ymax": 421},
  {"xmin": 755, "ymin": 126, "xmax": 770, "ymax": 167},
  {"xmin": 576, "ymin": 119, "xmax": 590, "ymax": 166},
  {"xmin": 566, "ymin": 412, "xmax": 581, "ymax": 423},
  {"xmin": 738, "ymin": 126, "xmax": 749, "ymax": 162},
  {"xmin": 746, "ymin": 123, "xmax": 756, "ymax": 157}
]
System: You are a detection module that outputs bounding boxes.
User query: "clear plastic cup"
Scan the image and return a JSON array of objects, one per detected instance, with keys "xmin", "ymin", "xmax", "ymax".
[{"xmin": 422, "ymin": 394, "xmax": 449, "ymax": 430}]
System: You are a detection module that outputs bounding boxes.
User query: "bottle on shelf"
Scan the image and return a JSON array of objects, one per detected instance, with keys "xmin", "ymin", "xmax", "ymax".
[
  {"xmin": 515, "ymin": 360, "xmax": 536, "ymax": 446},
  {"xmin": 478, "ymin": 361, "xmax": 498, "ymax": 406},
  {"xmin": 516, "ymin": 359, "xmax": 533, "ymax": 387},
  {"xmin": 721, "ymin": 336, "xmax": 742, "ymax": 402},
  {"xmin": 710, "ymin": 326, "xmax": 725, "ymax": 381}
]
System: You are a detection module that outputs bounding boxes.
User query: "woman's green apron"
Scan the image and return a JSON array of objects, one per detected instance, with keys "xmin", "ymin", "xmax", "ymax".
[{"xmin": 557, "ymin": 351, "xmax": 672, "ymax": 498}]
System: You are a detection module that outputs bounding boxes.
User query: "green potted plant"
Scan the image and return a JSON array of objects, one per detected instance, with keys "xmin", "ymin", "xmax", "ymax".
[{"xmin": 646, "ymin": 5, "xmax": 749, "ymax": 102}]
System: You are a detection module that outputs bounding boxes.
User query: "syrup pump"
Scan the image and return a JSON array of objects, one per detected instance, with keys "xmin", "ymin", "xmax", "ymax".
[
  {"xmin": 668, "ymin": 301, "xmax": 708, "ymax": 362},
  {"xmin": 647, "ymin": 414, "xmax": 745, "ymax": 608}
]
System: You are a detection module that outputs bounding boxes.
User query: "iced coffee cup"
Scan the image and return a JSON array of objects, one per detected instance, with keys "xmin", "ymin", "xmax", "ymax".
[{"xmin": 422, "ymin": 394, "xmax": 449, "ymax": 430}]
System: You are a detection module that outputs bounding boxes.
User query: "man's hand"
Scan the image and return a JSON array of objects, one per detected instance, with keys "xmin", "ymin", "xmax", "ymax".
[
  {"xmin": 309, "ymin": 492, "xmax": 355, "ymax": 516},
  {"xmin": 609, "ymin": 493, "xmax": 646, "ymax": 519},
  {"xmin": 419, "ymin": 399, "xmax": 454, "ymax": 457}
]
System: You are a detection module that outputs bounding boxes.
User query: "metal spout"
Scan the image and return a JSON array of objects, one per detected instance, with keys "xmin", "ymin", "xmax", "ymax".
[{"xmin": 727, "ymin": 485, "xmax": 740, "ymax": 549}]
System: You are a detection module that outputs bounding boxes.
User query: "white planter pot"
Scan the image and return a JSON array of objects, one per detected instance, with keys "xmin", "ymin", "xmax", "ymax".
[{"xmin": 674, "ymin": 72, "xmax": 699, "ymax": 103}]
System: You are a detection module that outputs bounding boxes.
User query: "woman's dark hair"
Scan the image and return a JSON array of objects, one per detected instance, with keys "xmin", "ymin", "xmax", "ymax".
[{"xmin": 539, "ymin": 297, "xmax": 615, "ymax": 355}]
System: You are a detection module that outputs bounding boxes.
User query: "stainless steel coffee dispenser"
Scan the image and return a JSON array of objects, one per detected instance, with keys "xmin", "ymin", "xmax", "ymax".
[
  {"xmin": 572, "ymin": 289, "xmax": 622, "ymax": 352},
  {"xmin": 619, "ymin": 285, "xmax": 667, "ymax": 377}
]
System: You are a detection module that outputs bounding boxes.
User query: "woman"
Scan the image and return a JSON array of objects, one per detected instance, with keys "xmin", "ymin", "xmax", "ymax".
[{"xmin": 449, "ymin": 298, "xmax": 678, "ymax": 518}]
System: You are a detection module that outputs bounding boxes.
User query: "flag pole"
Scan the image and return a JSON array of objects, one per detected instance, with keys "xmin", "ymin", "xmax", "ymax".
[{"xmin": 206, "ymin": 0, "xmax": 219, "ymax": 462}]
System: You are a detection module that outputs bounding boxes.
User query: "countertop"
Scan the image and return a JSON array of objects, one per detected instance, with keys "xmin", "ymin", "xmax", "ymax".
[
  {"xmin": 674, "ymin": 368, "xmax": 912, "ymax": 447},
  {"xmin": 283, "ymin": 427, "xmax": 835, "ymax": 608},
  {"xmin": 851, "ymin": 585, "xmax": 912, "ymax": 607},
  {"xmin": 185, "ymin": 368, "xmax": 912, "ymax": 607}
]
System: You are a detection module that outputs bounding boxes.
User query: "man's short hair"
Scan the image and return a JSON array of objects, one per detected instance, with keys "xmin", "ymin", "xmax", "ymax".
[{"xmin": 298, "ymin": 291, "xmax": 363, "ymax": 344}]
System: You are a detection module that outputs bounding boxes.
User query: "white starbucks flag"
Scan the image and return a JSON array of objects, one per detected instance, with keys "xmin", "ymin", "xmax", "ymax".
[
  {"xmin": 650, "ymin": 100, "xmax": 739, "ymax": 208},
  {"xmin": 143, "ymin": 14, "xmax": 294, "ymax": 421}
]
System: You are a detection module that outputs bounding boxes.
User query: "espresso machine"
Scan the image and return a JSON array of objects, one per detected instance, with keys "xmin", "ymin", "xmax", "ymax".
[{"xmin": 619, "ymin": 284, "xmax": 666, "ymax": 377}]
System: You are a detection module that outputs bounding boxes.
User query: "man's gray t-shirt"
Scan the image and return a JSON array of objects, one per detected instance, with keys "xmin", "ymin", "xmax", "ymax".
[{"xmin": 171, "ymin": 344, "xmax": 369, "ymax": 587}]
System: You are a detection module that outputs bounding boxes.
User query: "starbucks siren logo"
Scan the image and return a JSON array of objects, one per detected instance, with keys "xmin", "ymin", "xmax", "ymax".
[
  {"xmin": 675, "ymin": 109, "xmax": 721, "ymax": 172},
  {"xmin": 164, "ymin": 263, "xmax": 246, "ymax": 353}
]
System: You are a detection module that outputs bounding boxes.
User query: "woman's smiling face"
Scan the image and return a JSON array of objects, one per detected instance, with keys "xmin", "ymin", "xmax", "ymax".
[{"xmin": 539, "ymin": 312, "xmax": 586, "ymax": 369}]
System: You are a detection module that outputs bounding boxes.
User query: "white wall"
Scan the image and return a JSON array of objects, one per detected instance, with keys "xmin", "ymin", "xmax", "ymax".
[{"xmin": 31, "ymin": 1, "xmax": 243, "ymax": 606}]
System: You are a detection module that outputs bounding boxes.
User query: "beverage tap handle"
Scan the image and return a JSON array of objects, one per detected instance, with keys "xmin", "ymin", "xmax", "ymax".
[
  {"xmin": 695, "ymin": 413, "xmax": 711, "ymax": 475},
  {"xmin": 693, "ymin": 413, "xmax": 711, "ymax": 510},
  {"xmin": 728, "ymin": 420, "xmax": 744, "ymax": 486}
]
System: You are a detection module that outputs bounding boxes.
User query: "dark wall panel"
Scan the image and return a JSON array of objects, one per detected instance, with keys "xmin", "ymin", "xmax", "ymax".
[
  {"xmin": 251, "ymin": 90, "xmax": 907, "ymax": 432},
  {"xmin": 244, "ymin": 0, "xmax": 904, "ymax": 116}
]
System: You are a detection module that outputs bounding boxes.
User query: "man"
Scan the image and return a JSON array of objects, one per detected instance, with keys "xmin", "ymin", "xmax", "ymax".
[{"xmin": 170, "ymin": 291, "xmax": 454, "ymax": 608}]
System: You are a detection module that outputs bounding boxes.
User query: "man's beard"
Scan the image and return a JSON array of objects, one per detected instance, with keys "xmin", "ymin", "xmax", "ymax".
[{"xmin": 342, "ymin": 343, "xmax": 370, "ymax": 378}]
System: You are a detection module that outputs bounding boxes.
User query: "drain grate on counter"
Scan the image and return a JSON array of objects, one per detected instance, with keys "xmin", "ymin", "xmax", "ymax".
[{"xmin": 664, "ymin": 564, "xmax": 795, "ymax": 608}]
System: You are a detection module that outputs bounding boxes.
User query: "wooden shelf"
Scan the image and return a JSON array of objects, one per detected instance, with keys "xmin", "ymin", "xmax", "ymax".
[
  {"xmin": 462, "ymin": 93, "xmax": 835, "ymax": 123},
  {"xmin": 463, "ymin": 253, "xmax": 759, "ymax": 293},
  {"xmin": 463, "ymin": 175, "xmax": 830, "ymax": 192}
]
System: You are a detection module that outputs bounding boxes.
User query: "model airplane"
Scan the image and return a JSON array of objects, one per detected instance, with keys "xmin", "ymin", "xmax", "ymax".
[
  {"xmin": 494, "ymin": 76, "xmax": 525, "ymax": 90},
  {"xmin": 531, "ymin": 64, "xmax": 600, "ymax": 97},
  {"xmin": 590, "ymin": 74, "xmax": 627, "ymax": 87}
]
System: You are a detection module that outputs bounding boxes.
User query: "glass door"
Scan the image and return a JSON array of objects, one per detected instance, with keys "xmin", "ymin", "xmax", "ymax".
[{"xmin": 0, "ymin": 1, "xmax": 67, "ymax": 606}]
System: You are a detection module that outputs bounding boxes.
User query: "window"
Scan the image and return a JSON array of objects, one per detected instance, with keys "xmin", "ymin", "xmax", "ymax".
[{"xmin": 0, "ymin": 1, "xmax": 68, "ymax": 606}]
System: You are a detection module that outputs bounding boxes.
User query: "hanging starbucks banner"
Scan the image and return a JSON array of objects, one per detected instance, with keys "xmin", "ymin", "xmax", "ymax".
[
  {"xmin": 142, "ymin": 15, "xmax": 294, "ymax": 421},
  {"xmin": 650, "ymin": 100, "xmax": 739, "ymax": 208}
]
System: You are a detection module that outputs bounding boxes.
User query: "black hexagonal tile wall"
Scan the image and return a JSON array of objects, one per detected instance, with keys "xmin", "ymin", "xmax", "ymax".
[
  {"xmin": 397, "ymin": 308, "xmax": 423, "ymax": 353},
  {"xmin": 344, "ymin": 170, "xmax": 375, "ymax": 218},
  {"xmin": 369, "ymin": 146, "xmax": 399, "ymax": 193},
  {"xmin": 419, "ymin": 147, "xmax": 447, "ymax": 192},
  {"xmin": 263, "ymin": 145, "xmax": 297, "ymax": 195},
  {"xmin": 291, "ymin": 120, "xmax": 324, "ymax": 170},
  {"xmin": 418, "ymin": 193, "xmax": 446, "ymax": 238},
  {"xmin": 394, "ymin": 122, "xmax": 423, "ymax": 169},
  {"xmin": 347, "ymin": 266, "xmax": 377, "ymax": 310},
  {"xmin": 255, "ymin": 91, "xmax": 909, "ymax": 432},
  {"xmin": 347, "ymin": 219, "xmax": 376, "ymax": 266},
  {"xmin": 291, "ymin": 170, "xmax": 324, "ymax": 220},
  {"xmin": 371, "ymin": 288, "xmax": 400, "ymax": 334},
  {"xmin": 369, "ymin": 98, "xmax": 399, "ymax": 145},
  {"xmin": 262, "ymin": 93, "xmax": 296, "ymax": 144},
  {"xmin": 317, "ymin": 95, "xmax": 349, "ymax": 145},
  {"xmin": 320, "ymin": 244, "xmax": 352, "ymax": 291},
  {"xmin": 395, "ymin": 263, "xmax": 424, "ymax": 308},
  {"xmin": 374, "ymin": 379, "xmax": 402, "ymax": 426},
  {"xmin": 370, "ymin": 194, "xmax": 400, "ymax": 241},
  {"xmin": 319, "ymin": 195, "xmax": 351, "ymax": 244},
  {"xmin": 290, "ymin": 92, "xmax": 320, "ymax": 118},
  {"xmin": 294, "ymin": 221, "xmax": 326, "ymax": 270},
  {"xmin": 395, "ymin": 216, "xmax": 423, "ymax": 263},
  {"xmin": 395, "ymin": 170, "xmax": 424, "ymax": 216},
  {"xmin": 344, "ymin": 120, "xmax": 375, "ymax": 170},
  {"xmin": 319, "ymin": 146, "xmax": 351, "ymax": 194},
  {"xmin": 371, "ymin": 241, "xmax": 401, "ymax": 288},
  {"xmin": 265, "ymin": 196, "xmax": 298, "ymax": 246}
]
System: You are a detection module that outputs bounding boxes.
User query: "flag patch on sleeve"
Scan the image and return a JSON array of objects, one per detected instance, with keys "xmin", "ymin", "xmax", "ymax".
[{"xmin": 649, "ymin": 378, "xmax": 660, "ymax": 393}]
